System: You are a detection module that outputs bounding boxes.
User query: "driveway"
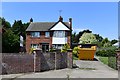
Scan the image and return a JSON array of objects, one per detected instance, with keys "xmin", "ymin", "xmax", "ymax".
[{"xmin": 1, "ymin": 58, "xmax": 119, "ymax": 80}]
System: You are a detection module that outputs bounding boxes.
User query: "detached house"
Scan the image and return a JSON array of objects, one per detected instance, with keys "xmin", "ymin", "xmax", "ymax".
[{"xmin": 26, "ymin": 16, "xmax": 72, "ymax": 53}]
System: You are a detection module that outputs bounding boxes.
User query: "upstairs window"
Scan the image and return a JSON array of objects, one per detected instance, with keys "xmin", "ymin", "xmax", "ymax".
[
  {"xmin": 31, "ymin": 32, "xmax": 40, "ymax": 37},
  {"xmin": 53, "ymin": 31, "xmax": 65, "ymax": 38},
  {"xmin": 45, "ymin": 32, "xmax": 50, "ymax": 37}
]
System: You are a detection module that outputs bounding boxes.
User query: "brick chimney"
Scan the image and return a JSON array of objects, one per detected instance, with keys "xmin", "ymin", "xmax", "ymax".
[
  {"xmin": 59, "ymin": 16, "xmax": 63, "ymax": 22},
  {"xmin": 69, "ymin": 18, "xmax": 72, "ymax": 30}
]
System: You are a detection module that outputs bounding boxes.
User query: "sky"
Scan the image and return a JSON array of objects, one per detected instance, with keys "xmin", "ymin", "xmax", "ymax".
[{"xmin": 1, "ymin": 2, "xmax": 118, "ymax": 40}]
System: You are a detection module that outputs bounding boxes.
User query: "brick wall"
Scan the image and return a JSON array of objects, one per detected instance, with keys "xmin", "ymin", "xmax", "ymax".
[
  {"xmin": 2, "ymin": 54, "xmax": 35, "ymax": 74},
  {"xmin": 2, "ymin": 49, "xmax": 73, "ymax": 74},
  {"xmin": 26, "ymin": 31, "xmax": 71, "ymax": 53},
  {"xmin": 26, "ymin": 31, "xmax": 52, "ymax": 53}
]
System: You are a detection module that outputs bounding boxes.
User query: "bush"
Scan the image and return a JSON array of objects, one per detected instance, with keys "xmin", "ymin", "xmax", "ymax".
[
  {"xmin": 61, "ymin": 43, "xmax": 70, "ymax": 52},
  {"xmin": 96, "ymin": 47, "xmax": 117, "ymax": 57},
  {"xmin": 72, "ymin": 47, "xmax": 80, "ymax": 59}
]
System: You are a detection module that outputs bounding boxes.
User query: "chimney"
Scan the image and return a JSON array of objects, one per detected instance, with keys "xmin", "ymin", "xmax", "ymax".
[
  {"xmin": 69, "ymin": 18, "xmax": 72, "ymax": 30},
  {"xmin": 30, "ymin": 18, "xmax": 33, "ymax": 23},
  {"xmin": 59, "ymin": 16, "xmax": 63, "ymax": 22}
]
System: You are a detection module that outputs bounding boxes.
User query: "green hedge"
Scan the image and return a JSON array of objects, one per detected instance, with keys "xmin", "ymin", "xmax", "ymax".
[
  {"xmin": 96, "ymin": 47, "xmax": 117, "ymax": 57},
  {"xmin": 96, "ymin": 49, "xmax": 116, "ymax": 57}
]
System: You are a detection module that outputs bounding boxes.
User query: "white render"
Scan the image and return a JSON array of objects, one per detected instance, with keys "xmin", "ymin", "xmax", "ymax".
[
  {"xmin": 52, "ymin": 37, "xmax": 67, "ymax": 44},
  {"xmin": 20, "ymin": 35, "xmax": 23, "ymax": 47},
  {"xmin": 50, "ymin": 22, "xmax": 70, "ymax": 30}
]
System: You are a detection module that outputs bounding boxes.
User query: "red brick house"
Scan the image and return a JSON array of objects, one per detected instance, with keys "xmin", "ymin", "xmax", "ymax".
[{"xmin": 26, "ymin": 16, "xmax": 72, "ymax": 53}]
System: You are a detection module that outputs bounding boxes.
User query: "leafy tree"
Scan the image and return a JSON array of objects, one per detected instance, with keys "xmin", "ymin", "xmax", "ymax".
[
  {"xmin": 72, "ymin": 32, "xmax": 76, "ymax": 43},
  {"xmin": 94, "ymin": 34, "xmax": 103, "ymax": 42},
  {"xmin": 79, "ymin": 33, "xmax": 97, "ymax": 44},
  {"xmin": 2, "ymin": 29, "xmax": 19, "ymax": 53},
  {"xmin": 1, "ymin": 17, "xmax": 11, "ymax": 30},
  {"xmin": 72, "ymin": 29, "xmax": 92, "ymax": 43},
  {"xmin": 111, "ymin": 39, "xmax": 118, "ymax": 45},
  {"xmin": 12, "ymin": 20, "xmax": 23, "ymax": 35},
  {"xmin": 102, "ymin": 38, "xmax": 112, "ymax": 47},
  {"xmin": 94, "ymin": 34, "xmax": 103, "ymax": 47}
]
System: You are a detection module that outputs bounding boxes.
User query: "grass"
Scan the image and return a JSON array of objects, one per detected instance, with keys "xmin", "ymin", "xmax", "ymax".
[
  {"xmin": 99, "ymin": 57, "xmax": 108, "ymax": 65},
  {"xmin": 99, "ymin": 56, "xmax": 117, "ymax": 70}
]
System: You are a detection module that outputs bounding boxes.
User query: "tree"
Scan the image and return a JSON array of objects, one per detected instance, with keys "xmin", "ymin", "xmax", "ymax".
[
  {"xmin": 1, "ymin": 17, "xmax": 11, "ymax": 30},
  {"xmin": 2, "ymin": 29, "xmax": 19, "ymax": 53},
  {"xmin": 12, "ymin": 20, "xmax": 23, "ymax": 34},
  {"xmin": 111, "ymin": 39, "xmax": 118, "ymax": 45},
  {"xmin": 72, "ymin": 32, "xmax": 76, "ymax": 43},
  {"xmin": 94, "ymin": 34, "xmax": 103, "ymax": 42},
  {"xmin": 12, "ymin": 20, "xmax": 30, "ymax": 40},
  {"xmin": 102, "ymin": 38, "xmax": 112, "ymax": 47},
  {"xmin": 72, "ymin": 29, "xmax": 92, "ymax": 43},
  {"xmin": 79, "ymin": 33, "xmax": 97, "ymax": 44}
]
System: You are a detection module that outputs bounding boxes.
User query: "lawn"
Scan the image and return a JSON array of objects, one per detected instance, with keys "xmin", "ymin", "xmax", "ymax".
[
  {"xmin": 99, "ymin": 56, "xmax": 117, "ymax": 70},
  {"xmin": 99, "ymin": 57, "xmax": 108, "ymax": 65}
]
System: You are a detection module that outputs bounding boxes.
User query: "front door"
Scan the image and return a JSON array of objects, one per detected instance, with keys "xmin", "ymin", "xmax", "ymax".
[{"xmin": 41, "ymin": 43, "xmax": 49, "ymax": 53}]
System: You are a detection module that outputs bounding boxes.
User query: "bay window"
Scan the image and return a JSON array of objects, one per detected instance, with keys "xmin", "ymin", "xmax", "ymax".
[{"xmin": 53, "ymin": 31, "xmax": 65, "ymax": 38}]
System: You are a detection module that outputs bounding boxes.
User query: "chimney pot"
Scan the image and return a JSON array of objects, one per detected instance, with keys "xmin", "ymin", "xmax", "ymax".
[
  {"xmin": 59, "ymin": 16, "xmax": 63, "ymax": 22},
  {"xmin": 69, "ymin": 18, "xmax": 72, "ymax": 29}
]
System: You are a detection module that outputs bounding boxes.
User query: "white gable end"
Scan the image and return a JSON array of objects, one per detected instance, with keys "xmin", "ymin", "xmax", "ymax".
[{"xmin": 50, "ymin": 22, "xmax": 70, "ymax": 30}]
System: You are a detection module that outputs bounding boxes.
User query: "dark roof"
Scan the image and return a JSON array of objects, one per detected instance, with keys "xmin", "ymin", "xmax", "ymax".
[{"xmin": 26, "ymin": 22, "xmax": 70, "ymax": 31}]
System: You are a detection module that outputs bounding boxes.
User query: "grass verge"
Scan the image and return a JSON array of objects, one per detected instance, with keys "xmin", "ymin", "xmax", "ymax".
[{"xmin": 99, "ymin": 57, "xmax": 108, "ymax": 65}]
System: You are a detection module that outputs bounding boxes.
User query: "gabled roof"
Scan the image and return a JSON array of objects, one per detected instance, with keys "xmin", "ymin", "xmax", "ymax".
[
  {"xmin": 49, "ymin": 21, "xmax": 71, "ymax": 30},
  {"xmin": 26, "ymin": 21, "xmax": 71, "ymax": 31}
]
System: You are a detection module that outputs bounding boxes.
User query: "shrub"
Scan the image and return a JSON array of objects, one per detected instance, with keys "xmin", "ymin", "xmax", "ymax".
[
  {"xmin": 96, "ymin": 47, "xmax": 117, "ymax": 57},
  {"xmin": 72, "ymin": 47, "xmax": 80, "ymax": 58},
  {"xmin": 61, "ymin": 43, "xmax": 70, "ymax": 52}
]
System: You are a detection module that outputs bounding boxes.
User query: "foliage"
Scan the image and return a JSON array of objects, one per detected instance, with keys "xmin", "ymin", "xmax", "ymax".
[
  {"xmin": 99, "ymin": 57, "xmax": 108, "ymax": 65},
  {"xmin": 99, "ymin": 56, "xmax": 117, "ymax": 70},
  {"xmin": 61, "ymin": 43, "xmax": 70, "ymax": 52},
  {"xmin": 94, "ymin": 34, "xmax": 103, "ymax": 42},
  {"xmin": 108, "ymin": 57, "xmax": 117, "ymax": 69},
  {"xmin": 72, "ymin": 46, "xmax": 80, "ymax": 59},
  {"xmin": 1, "ymin": 17, "xmax": 30, "ymax": 53},
  {"xmin": 101, "ymin": 38, "xmax": 112, "ymax": 47},
  {"xmin": 111, "ymin": 39, "xmax": 118, "ymax": 45},
  {"xmin": 1, "ymin": 17, "xmax": 11, "ymax": 29},
  {"xmin": 79, "ymin": 33, "xmax": 97, "ymax": 44},
  {"xmin": 2, "ymin": 29, "xmax": 20, "ymax": 53},
  {"xmin": 73, "ymin": 55, "xmax": 78, "ymax": 60},
  {"xmin": 96, "ymin": 46, "xmax": 117, "ymax": 57},
  {"xmin": 72, "ymin": 29, "xmax": 92, "ymax": 43}
]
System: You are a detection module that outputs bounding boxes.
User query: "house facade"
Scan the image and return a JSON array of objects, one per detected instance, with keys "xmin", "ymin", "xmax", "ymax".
[{"xmin": 26, "ymin": 16, "xmax": 72, "ymax": 53}]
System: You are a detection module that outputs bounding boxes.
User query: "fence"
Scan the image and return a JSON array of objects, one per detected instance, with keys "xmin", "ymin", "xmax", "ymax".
[
  {"xmin": 116, "ymin": 50, "xmax": 120, "ymax": 70},
  {"xmin": 2, "ymin": 49, "xmax": 73, "ymax": 74}
]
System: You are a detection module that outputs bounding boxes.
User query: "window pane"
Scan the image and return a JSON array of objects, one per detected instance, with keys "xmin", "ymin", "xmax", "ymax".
[
  {"xmin": 31, "ymin": 32, "xmax": 40, "ymax": 37},
  {"xmin": 31, "ymin": 44, "xmax": 39, "ymax": 49},
  {"xmin": 45, "ymin": 32, "xmax": 50, "ymax": 37},
  {"xmin": 53, "ymin": 31, "xmax": 65, "ymax": 38}
]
